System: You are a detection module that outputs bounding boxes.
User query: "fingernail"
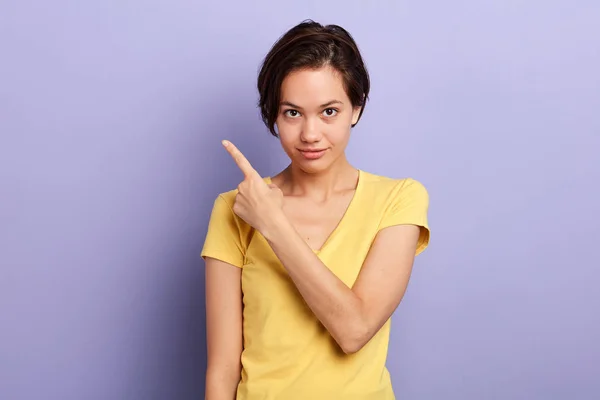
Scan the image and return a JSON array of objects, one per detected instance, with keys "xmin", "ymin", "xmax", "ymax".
[{"xmin": 221, "ymin": 140, "xmax": 228, "ymax": 147}]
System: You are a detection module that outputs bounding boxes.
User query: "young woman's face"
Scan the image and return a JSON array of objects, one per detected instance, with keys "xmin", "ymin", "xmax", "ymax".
[{"xmin": 275, "ymin": 66, "xmax": 361, "ymax": 174}]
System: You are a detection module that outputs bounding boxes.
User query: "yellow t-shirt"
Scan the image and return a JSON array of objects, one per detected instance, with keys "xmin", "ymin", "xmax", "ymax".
[{"xmin": 201, "ymin": 170, "xmax": 430, "ymax": 400}]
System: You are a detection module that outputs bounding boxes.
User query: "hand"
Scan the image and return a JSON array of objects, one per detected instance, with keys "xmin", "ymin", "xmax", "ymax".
[{"xmin": 222, "ymin": 140, "xmax": 285, "ymax": 234}]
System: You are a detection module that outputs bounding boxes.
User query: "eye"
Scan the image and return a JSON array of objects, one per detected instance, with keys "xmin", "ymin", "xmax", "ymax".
[
  {"xmin": 323, "ymin": 108, "xmax": 338, "ymax": 117},
  {"xmin": 284, "ymin": 109, "xmax": 301, "ymax": 118}
]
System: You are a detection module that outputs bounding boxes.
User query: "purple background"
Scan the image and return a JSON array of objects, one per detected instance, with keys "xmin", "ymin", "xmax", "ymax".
[{"xmin": 1, "ymin": 1, "xmax": 599, "ymax": 399}]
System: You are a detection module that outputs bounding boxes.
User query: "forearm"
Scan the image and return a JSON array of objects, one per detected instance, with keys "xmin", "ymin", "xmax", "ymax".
[
  {"xmin": 205, "ymin": 368, "xmax": 239, "ymax": 400},
  {"xmin": 262, "ymin": 215, "xmax": 368, "ymax": 353}
]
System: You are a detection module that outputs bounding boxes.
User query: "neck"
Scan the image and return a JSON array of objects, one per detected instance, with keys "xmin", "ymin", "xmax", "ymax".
[{"xmin": 279, "ymin": 156, "xmax": 359, "ymax": 200}]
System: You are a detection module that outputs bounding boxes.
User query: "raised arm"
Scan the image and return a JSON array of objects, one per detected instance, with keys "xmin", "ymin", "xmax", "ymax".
[
  {"xmin": 204, "ymin": 257, "xmax": 243, "ymax": 400},
  {"xmin": 219, "ymin": 140, "xmax": 429, "ymax": 355}
]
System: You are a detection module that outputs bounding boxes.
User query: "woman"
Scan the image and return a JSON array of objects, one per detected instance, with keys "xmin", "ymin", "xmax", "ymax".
[{"xmin": 202, "ymin": 20, "xmax": 430, "ymax": 400}]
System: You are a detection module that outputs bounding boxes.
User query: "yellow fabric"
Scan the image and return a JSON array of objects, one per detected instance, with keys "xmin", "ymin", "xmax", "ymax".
[{"xmin": 201, "ymin": 170, "xmax": 430, "ymax": 400}]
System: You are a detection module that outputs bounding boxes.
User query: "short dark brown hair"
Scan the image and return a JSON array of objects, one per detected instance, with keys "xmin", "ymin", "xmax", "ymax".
[{"xmin": 257, "ymin": 20, "xmax": 370, "ymax": 137}]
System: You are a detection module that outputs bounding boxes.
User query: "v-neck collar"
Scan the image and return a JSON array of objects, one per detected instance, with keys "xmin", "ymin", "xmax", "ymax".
[{"xmin": 265, "ymin": 169, "xmax": 363, "ymax": 254}]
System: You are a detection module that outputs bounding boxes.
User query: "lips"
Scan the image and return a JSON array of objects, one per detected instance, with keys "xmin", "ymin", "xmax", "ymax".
[{"xmin": 298, "ymin": 148, "xmax": 328, "ymax": 160}]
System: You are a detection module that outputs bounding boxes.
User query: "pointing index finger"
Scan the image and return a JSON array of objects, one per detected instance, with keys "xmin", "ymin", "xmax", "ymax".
[{"xmin": 222, "ymin": 140, "xmax": 260, "ymax": 179}]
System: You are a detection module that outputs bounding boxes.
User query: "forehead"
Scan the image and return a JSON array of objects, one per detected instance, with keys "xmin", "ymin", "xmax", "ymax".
[{"xmin": 280, "ymin": 66, "xmax": 349, "ymax": 105}]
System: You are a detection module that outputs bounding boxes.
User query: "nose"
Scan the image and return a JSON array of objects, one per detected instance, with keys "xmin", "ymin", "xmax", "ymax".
[{"xmin": 300, "ymin": 117, "xmax": 322, "ymax": 143}]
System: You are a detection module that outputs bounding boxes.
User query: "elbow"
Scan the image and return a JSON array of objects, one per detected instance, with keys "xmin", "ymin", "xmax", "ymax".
[
  {"xmin": 205, "ymin": 365, "xmax": 241, "ymax": 394},
  {"xmin": 337, "ymin": 325, "xmax": 372, "ymax": 355},
  {"xmin": 335, "ymin": 301, "xmax": 376, "ymax": 354},
  {"xmin": 340, "ymin": 340, "xmax": 364, "ymax": 355}
]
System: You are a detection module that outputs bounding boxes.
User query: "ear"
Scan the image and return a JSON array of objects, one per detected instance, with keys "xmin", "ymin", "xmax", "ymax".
[
  {"xmin": 274, "ymin": 121, "xmax": 280, "ymax": 138},
  {"xmin": 351, "ymin": 105, "xmax": 362, "ymax": 125}
]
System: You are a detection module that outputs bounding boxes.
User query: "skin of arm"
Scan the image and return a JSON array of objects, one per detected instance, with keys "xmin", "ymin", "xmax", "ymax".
[
  {"xmin": 221, "ymin": 140, "xmax": 422, "ymax": 354},
  {"xmin": 262, "ymin": 216, "xmax": 420, "ymax": 354},
  {"xmin": 204, "ymin": 257, "xmax": 243, "ymax": 400}
]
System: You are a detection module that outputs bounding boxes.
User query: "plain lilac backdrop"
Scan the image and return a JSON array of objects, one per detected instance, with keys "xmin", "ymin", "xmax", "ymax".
[{"xmin": 1, "ymin": 1, "xmax": 599, "ymax": 399}]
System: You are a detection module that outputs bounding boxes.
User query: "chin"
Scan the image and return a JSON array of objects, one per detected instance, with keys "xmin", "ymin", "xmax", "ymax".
[
  {"xmin": 293, "ymin": 156, "xmax": 335, "ymax": 174},
  {"xmin": 296, "ymin": 164, "xmax": 326, "ymax": 174}
]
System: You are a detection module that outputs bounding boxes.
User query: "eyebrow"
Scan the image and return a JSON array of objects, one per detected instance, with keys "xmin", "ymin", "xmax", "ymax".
[{"xmin": 280, "ymin": 100, "xmax": 343, "ymax": 109}]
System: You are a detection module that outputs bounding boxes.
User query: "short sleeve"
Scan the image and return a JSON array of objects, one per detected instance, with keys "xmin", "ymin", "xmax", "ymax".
[
  {"xmin": 201, "ymin": 194, "xmax": 247, "ymax": 268},
  {"xmin": 378, "ymin": 178, "xmax": 430, "ymax": 255}
]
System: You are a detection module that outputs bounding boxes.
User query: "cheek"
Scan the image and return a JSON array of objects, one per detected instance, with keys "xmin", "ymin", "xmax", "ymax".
[
  {"xmin": 326, "ymin": 119, "xmax": 352, "ymax": 145},
  {"xmin": 275, "ymin": 119, "xmax": 298, "ymax": 142},
  {"xmin": 279, "ymin": 136, "xmax": 295, "ymax": 150},
  {"xmin": 275, "ymin": 123, "xmax": 297, "ymax": 152},
  {"xmin": 327, "ymin": 129, "xmax": 350, "ymax": 147}
]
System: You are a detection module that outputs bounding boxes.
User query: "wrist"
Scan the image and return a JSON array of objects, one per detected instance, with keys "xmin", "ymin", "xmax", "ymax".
[{"xmin": 259, "ymin": 211, "xmax": 292, "ymax": 243}]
